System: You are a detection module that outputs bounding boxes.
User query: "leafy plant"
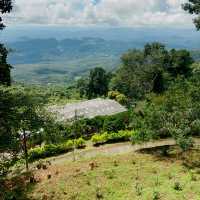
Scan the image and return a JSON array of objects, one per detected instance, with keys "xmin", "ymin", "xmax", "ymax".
[
  {"xmin": 173, "ymin": 182, "xmax": 182, "ymax": 191},
  {"xmin": 28, "ymin": 138, "xmax": 85, "ymax": 162},
  {"xmin": 135, "ymin": 182, "xmax": 143, "ymax": 196},
  {"xmin": 74, "ymin": 138, "xmax": 86, "ymax": 149},
  {"xmin": 153, "ymin": 191, "xmax": 161, "ymax": 200},
  {"xmin": 91, "ymin": 130, "xmax": 133, "ymax": 146}
]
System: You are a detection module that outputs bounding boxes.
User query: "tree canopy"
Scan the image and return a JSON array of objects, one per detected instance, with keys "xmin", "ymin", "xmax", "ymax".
[
  {"xmin": 183, "ymin": 0, "xmax": 200, "ymax": 30},
  {"xmin": 0, "ymin": 44, "xmax": 12, "ymax": 85},
  {"xmin": 0, "ymin": 0, "xmax": 13, "ymax": 30},
  {"xmin": 0, "ymin": 86, "xmax": 50, "ymax": 152},
  {"xmin": 110, "ymin": 43, "xmax": 193, "ymax": 99},
  {"xmin": 77, "ymin": 67, "xmax": 111, "ymax": 99},
  {"xmin": 0, "ymin": 0, "xmax": 13, "ymax": 85}
]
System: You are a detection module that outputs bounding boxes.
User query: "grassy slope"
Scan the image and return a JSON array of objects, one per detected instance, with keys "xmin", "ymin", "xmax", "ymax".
[{"xmin": 26, "ymin": 150, "xmax": 200, "ymax": 200}]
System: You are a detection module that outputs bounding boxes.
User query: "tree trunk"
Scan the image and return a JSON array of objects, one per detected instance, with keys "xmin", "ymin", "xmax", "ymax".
[{"xmin": 23, "ymin": 130, "xmax": 29, "ymax": 171}]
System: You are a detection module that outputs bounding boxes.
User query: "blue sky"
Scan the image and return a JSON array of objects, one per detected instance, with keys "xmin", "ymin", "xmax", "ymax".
[{"xmin": 4, "ymin": 0, "xmax": 193, "ymax": 28}]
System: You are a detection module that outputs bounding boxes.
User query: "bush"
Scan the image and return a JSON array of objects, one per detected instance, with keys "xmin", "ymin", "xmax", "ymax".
[
  {"xmin": 28, "ymin": 139, "xmax": 78, "ymax": 162},
  {"xmin": 0, "ymin": 156, "xmax": 18, "ymax": 176},
  {"xmin": 103, "ymin": 112, "xmax": 129, "ymax": 132},
  {"xmin": 107, "ymin": 130, "xmax": 132, "ymax": 143},
  {"xmin": 91, "ymin": 130, "xmax": 133, "ymax": 146},
  {"xmin": 116, "ymin": 94, "xmax": 128, "ymax": 105},
  {"xmin": 65, "ymin": 140, "xmax": 74, "ymax": 149},
  {"xmin": 191, "ymin": 119, "xmax": 200, "ymax": 135},
  {"xmin": 176, "ymin": 136, "xmax": 193, "ymax": 152},
  {"xmin": 173, "ymin": 182, "xmax": 182, "ymax": 191},
  {"xmin": 91, "ymin": 133, "xmax": 109, "ymax": 146},
  {"xmin": 63, "ymin": 112, "xmax": 130, "ymax": 139},
  {"xmin": 108, "ymin": 91, "xmax": 129, "ymax": 106},
  {"xmin": 108, "ymin": 91, "xmax": 121, "ymax": 99},
  {"xmin": 131, "ymin": 129, "xmax": 154, "ymax": 144},
  {"xmin": 74, "ymin": 138, "xmax": 86, "ymax": 149}
]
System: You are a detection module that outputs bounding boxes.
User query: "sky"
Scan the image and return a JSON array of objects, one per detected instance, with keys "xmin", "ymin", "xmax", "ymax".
[{"xmin": 4, "ymin": 0, "xmax": 194, "ymax": 28}]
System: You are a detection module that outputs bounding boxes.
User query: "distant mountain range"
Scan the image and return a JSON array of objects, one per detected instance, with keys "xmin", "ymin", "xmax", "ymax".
[{"xmin": 1, "ymin": 26, "xmax": 200, "ymax": 85}]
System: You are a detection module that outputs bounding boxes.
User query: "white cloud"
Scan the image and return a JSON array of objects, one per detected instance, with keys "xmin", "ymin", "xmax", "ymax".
[{"xmin": 4, "ymin": 0, "xmax": 193, "ymax": 27}]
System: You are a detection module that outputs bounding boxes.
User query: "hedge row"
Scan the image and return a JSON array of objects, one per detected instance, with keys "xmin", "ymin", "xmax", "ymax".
[
  {"xmin": 28, "ymin": 138, "xmax": 86, "ymax": 162},
  {"xmin": 66, "ymin": 111, "xmax": 130, "ymax": 139},
  {"xmin": 91, "ymin": 130, "xmax": 134, "ymax": 146}
]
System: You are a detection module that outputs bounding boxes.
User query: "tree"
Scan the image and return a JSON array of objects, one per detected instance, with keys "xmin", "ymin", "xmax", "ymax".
[
  {"xmin": 0, "ymin": 86, "xmax": 20, "ymax": 152},
  {"xmin": 110, "ymin": 49, "xmax": 146, "ymax": 99},
  {"xmin": 87, "ymin": 67, "xmax": 110, "ymax": 99},
  {"xmin": 0, "ymin": 0, "xmax": 12, "ymax": 30},
  {"xmin": 111, "ymin": 43, "xmax": 193, "ymax": 99},
  {"xmin": 183, "ymin": 0, "xmax": 200, "ymax": 30},
  {"xmin": 0, "ymin": 86, "xmax": 48, "ymax": 171},
  {"xmin": 0, "ymin": 44, "xmax": 12, "ymax": 85},
  {"xmin": 76, "ymin": 77, "xmax": 89, "ymax": 98},
  {"xmin": 0, "ymin": 0, "xmax": 13, "ymax": 85},
  {"xmin": 111, "ymin": 43, "xmax": 168, "ymax": 99},
  {"xmin": 168, "ymin": 49, "xmax": 194, "ymax": 77}
]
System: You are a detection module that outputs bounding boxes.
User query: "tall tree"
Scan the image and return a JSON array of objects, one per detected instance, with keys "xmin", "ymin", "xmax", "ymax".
[
  {"xmin": 87, "ymin": 67, "xmax": 110, "ymax": 99},
  {"xmin": 183, "ymin": 0, "xmax": 200, "ymax": 30},
  {"xmin": 0, "ymin": 86, "xmax": 48, "ymax": 171},
  {"xmin": 111, "ymin": 43, "xmax": 168, "ymax": 99},
  {"xmin": 0, "ymin": 0, "xmax": 12, "ymax": 30},
  {"xmin": 0, "ymin": 44, "xmax": 12, "ymax": 85},
  {"xmin": 168, "ymin": 49, "xmax": 193, "ymax": 77},
  {"xmin": 0, "ymin": 0, "xmax": 13, "ymax": 85},
  {"xmin": 111, "ymin": 43, "xmax": 193, "ymax": 99}
]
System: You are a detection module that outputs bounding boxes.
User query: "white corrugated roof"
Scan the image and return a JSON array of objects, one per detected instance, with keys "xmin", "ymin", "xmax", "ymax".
[{"xmin": 51, "ymin": 98, "xmax": 127, "ymax": 121}]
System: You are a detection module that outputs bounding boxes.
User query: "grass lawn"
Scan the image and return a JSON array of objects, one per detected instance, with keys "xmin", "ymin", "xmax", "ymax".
[{"xmin": 14, "ymin": 148, "xmax": 200, "ymax": 200}]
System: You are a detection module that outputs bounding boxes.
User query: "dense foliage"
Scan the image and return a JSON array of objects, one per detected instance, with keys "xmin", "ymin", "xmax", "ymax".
[
  {"xmin": 0, "ymin": 44, "xmax": 11, "ymax": 86},
  {"xmin": 0, "ymin": 0, "xmax": 12, "ymax": 30},
  {"xmin": 110, "ymin": 43, "xmax": 193, "ymax": 100},
  {"xmin": 1, "ymin": 41, "xmax": 200, "ymax": 173},
  {"xmin": 28, "ymin": 138, "xmax": 86, "ymax": 162},
  {"xmin": 0, "ymin": 0, "xmax": 13, "ymax": 86},
  {"xmin": 91, "ymin": 130, "xmax": 133, "ymax": 146},
  {"xmin": 130, "ymin": 69, "xmax": 200, "ymax": 147},
  {"xmin": 183, "ymin": 0, "xmax": 200, "ymax": 30},
  {"xmin": 77, "ymin": 67, "xmax": 111, "ymax": 99}
]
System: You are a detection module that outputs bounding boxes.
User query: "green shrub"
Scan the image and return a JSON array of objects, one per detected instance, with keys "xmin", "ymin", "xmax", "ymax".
[
  {"xmin": 75, "ymin": 138, "xmax": 86, "ymax": 148},
  {"xmin": 152, "ymin": 191, "xmax": 160, "ymax": 200},
  {"xmin": 28, "ymin": 138, "xmax": 83, "ymax": 162},
  {"xmin": 173, "ymin": 182, "xmax": 182, "ymax": 191},
  {"xmin": 131, "ymin": 129, "xmax": 153, "ymax": 144},
  {"xmin": 107, "ymin": 130, "xmax": 132, "ymax": 143},
  {"xmin": 103, "ymin": 112, "xmax": 129, "ymax": 132},
  {"xmin": 176, "ymin": 136, "xmax": 193, "ymax": 152},
  {"xmin": 116, "ymin": 94, "xmax": 128, "ymax": 105},
  {"xmin": 64, "ymin": 112, "xmax": 130, "ymax": 139},
  {"xmin": 91, "ymin": 130, "xmax": 133, "ymax": 146},
  {"xmin": 91, "ymin": 133, "xmax": 109, "ymax": 146},
  {"xmin": 191, "ymin": 119, "xmax": 200, "ymax": 135},
  {"xmin": 108, "ymin": 91, "xmax": 129, "ymax": 105},
  {"xmin": 65, "ymin": 140, "xmax": 73, "ymax": 149},
  {"xmin": 108, "ymin": 91, "xmax": 121, "ymax": 99}
]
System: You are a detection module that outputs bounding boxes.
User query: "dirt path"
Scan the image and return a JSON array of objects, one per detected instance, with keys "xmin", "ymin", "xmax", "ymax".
[{"xmin": 47, "ymin": 138, "xmax": 200, "ymax": 165}]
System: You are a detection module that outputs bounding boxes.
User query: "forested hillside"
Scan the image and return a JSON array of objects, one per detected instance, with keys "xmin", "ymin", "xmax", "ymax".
[{"xmin": 1, "ymin": 0, "xmax": 200, "ymax": 199}]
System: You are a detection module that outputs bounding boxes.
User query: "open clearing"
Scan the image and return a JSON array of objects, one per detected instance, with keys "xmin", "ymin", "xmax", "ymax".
[
  {"xmin": 26, "ymin": 151, "xmax": 200, "ymax": 200},
  {"xmin": 3, "ymin": 141, "xmax": 200, "ymax": 200}
]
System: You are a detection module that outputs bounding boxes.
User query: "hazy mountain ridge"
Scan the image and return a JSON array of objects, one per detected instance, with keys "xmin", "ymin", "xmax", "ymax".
[
  {"xmin": 2, "ymin": 27, "xmax": 199, "ymax": 85},
  {"xmin": 7, "ymin": 37, "xmax": 132, "ymax": 65}
]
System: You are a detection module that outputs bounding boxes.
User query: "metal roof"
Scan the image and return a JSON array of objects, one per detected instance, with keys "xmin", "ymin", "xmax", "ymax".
[{"xmin": 51, "ymin": 98, "xmax": 127, "ymax": 121}]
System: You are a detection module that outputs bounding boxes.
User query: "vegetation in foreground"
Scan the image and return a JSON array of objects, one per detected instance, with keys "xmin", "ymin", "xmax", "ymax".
[
  {"xmin": 1, "ymin": 1, "xmax": 200, "ymax": 199},
  {"xmin": 2, "ymin": 148, "xmax": 200, "ymax": 200}
]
